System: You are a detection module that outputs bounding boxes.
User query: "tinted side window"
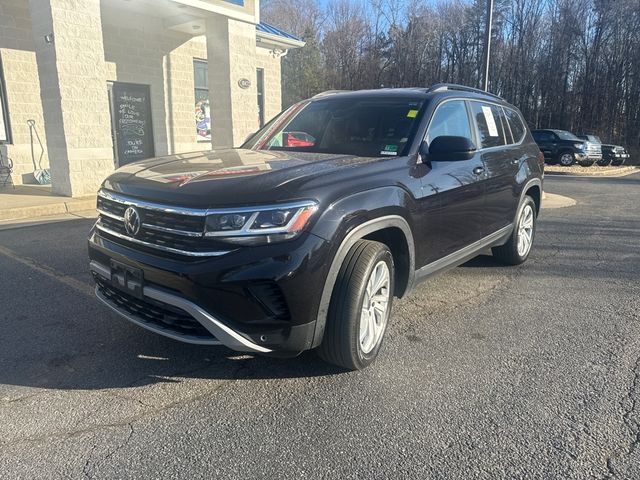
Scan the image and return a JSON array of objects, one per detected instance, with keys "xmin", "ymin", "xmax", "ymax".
[
  {"xmin": 504, "ymin": 108, "xmax": 526, "ymax": 144},
  {"xmin": 534, "ymin": 132, "xmax": 554, "ymax": 143},
  {"xmin": 470, "ymin": 101, "xmax": 507, "ymax": 148},
  {"xmin": 426, "ymin": 100, "xmax": 472, "ymax": 145}
]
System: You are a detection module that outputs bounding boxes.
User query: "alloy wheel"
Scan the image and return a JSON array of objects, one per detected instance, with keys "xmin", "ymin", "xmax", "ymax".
[
  {"xmin": 560, "ymin": 153, "xmax": 574, "ymax": 166},
  {"xmin": 517, "ymin": 204, "xmax": 535, "ymax": 257},
  {"xmin": 359, "ymin": 261, "xmax": 391, "ymax": 354}
]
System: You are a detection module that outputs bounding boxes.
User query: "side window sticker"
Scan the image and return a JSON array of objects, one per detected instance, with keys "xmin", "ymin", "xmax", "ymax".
[{"xmin": 481, "ymin": 105, "xmax": 499, "ymax": 137}]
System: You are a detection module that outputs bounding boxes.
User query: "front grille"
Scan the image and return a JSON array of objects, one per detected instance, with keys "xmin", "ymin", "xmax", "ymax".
[
  {"xmin": 96, "ymin": 278, "xmax": 215, "ymax": 340},
  {"xmin": 96, "ymin": 191, "xmax": 231, "ymax": 257},
  {"xmin": 585, "ymin": 144, "xmax": 602, "ymax": 155},
  {"xmin": 97, "ymin": 195, "xmax": 205, "ymax": 233}
]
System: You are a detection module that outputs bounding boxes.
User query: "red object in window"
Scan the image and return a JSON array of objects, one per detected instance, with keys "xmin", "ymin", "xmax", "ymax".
[{"xmin": 286, "ymin": 132, "xmax": 315, "ymax": 148}]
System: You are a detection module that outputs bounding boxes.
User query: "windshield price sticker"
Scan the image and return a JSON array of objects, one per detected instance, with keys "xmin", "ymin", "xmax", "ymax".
[{"xmin": 481, "ymin": 106, "xmax": 499, "ymax": 137}]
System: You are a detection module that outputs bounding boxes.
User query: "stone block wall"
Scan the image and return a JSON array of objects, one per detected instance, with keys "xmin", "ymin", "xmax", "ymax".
[
  {"xmin": 256, "ymin": 47, "xmax": 282, "ymax": 124},
  {"xmin": 0, "ymin": 0, "xmax": 288, "ymax": 192},
  {"xmin": 29, "ymin": 0, "xmax": 115, "ymax": 197},
  {"xmin": 0, "ymin": 0, "xmax": 49, "ymax": 185}
]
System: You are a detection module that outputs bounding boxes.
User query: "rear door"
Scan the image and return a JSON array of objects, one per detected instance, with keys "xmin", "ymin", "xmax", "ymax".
[
  {"xmin": 421, "ymin": 99, "xmax": 485, "ymax": 260},
  {"xmin": 468, "ymin": 101, "xmax": 519, "ymax": 236},
  {"xmin": 471, "ymin": 101, "xmax": 527, "ymax": 236}
]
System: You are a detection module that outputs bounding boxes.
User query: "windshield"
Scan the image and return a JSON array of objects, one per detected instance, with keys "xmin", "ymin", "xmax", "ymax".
[
  {"xmin": 556, "ymin": 131, "xmax": 581, "ymax": 141},
  {"xmin": 243, "ymin": 97, "xmax": 425, "ymax": 157}
]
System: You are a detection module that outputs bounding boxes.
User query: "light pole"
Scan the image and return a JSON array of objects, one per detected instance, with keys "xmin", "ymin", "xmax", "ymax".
[{"xmin": 482, "ymin": 0, "xmax": 494, "ymax": 91}]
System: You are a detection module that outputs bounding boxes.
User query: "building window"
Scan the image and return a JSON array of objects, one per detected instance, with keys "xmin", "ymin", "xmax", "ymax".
[
  {"xmin": 194, "ymin": 59, "xmax": 210, "ymax": 142},
  {"xmin": 0, "ymin": 54, "xmax": 12, "ymax": 144},
  {"xmin": 257, "ymin": 68, "xmax": 265, "ymax": 128}
]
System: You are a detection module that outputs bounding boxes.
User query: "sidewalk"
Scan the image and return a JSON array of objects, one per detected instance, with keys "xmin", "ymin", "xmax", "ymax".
[
  {"xmin": 0, "ymin": 185, "xmax": 96, "ymax": 222},
  {"xmin": 542, "ymin": 192, "xmax": 576, "ymax": 209}
]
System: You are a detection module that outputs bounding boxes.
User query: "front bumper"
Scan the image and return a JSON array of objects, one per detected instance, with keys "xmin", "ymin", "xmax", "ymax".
[
  {"xmin": 576, "ymin": 152, "xmax": 602, "ymax": 161},
  {"xmin": 88, "ymin": 227, "xmax": 331, "ymax": 356},
  {"xmin": 91, "ymin": 260, "xmax": 272, "ymax": 352}
]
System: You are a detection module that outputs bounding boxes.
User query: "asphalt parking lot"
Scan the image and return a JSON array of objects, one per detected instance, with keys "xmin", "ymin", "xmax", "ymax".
[{"xmin": 0, "ymin": 173, "xmax": 638, "ymax": 479}]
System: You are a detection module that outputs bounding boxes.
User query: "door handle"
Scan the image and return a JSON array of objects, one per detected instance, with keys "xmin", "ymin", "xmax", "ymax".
[
  {"xmin": 473, "ymin": 166, "xmax": 485, "ymax": 176},
  {"xmin": 511, "ymin": 158, "xmax": 520, "ymax": 165}
]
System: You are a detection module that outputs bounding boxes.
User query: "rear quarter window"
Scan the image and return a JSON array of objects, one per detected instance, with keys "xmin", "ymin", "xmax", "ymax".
[
  {"xmin": 504, "ymin": 108, "xmax": 526, "ymax": 144},
  {"xmin": 470, "ymin": 101, "xmax": 508, "ymax": 149}
]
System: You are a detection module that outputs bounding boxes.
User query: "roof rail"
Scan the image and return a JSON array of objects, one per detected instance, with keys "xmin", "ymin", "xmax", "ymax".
[
  {"xmin": 428, "ymin": 83, "xmax": 504, "ymax": 101},
  {"xmin": 312, "ymin": 90, "xmax": 351, "ymax": 99}
]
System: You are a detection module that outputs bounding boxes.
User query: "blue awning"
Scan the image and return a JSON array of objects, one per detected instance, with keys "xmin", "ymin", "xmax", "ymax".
[{"xmin": 256, "ymin": 22, "xmax": 303, "ymax": 43}]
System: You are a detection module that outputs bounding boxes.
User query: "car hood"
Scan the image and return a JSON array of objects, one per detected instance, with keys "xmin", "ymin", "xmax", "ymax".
[
  {"xmin": 103, "ymin": 148, "xmax": 382, "ymax": 207},
  {"xmin": 601, "ymin": 143, "xmax": 624, "ymax": 150}
]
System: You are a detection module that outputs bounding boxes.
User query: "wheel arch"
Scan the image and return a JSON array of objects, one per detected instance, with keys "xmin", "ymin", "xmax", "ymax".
[
  {"xmin": 311, "ymin": 215, "xmax": 415, "ymax": 348},
  {"xmin": 521, "ymin": 177, "xmax": 542, "ymax": 215}
]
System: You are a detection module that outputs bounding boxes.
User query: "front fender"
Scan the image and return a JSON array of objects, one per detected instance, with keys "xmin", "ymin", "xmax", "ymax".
[{"xmin": 309, "ymin": 187, "xmax": 417, "ymax": 347}]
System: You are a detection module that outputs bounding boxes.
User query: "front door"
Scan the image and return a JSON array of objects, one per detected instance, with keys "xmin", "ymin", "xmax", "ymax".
[
  {"xmin": 421, "ymin": 99, "xmax": 485, "ymax": 261},
  {"xmin": 108, "ymin": 82, "xmax": 155, "ymax": 167}
]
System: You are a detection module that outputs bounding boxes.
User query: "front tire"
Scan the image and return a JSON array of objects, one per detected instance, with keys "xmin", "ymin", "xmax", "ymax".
[
  {"xmin": 558, "ymin": 151, "xmax": 575, "ymax": 166},
  {"xmin": 597, "ymin": 157, "xmax": 612, "ymax": 166},
  {"xmin": 492, "ymin": 195, "xmax": 537, "ymax": 265},
  {"xmin": 318, "ymin": 240, "xmax": 394, "ymax": 370}
]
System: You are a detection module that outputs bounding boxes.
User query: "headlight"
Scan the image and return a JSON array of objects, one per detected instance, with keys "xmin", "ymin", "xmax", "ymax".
[
  {"xmin": 204, "ymin": 201, "xmax": 318, "ymax": 245},
  {"xmin": 574, "ymin": 143, "xmax": 586, "ymax": 151}
]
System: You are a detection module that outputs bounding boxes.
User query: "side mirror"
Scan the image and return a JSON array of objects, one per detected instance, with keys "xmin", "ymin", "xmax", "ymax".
[{"xmin": 424, "ymin": 136, "xmax": 477, "ymax": 162}]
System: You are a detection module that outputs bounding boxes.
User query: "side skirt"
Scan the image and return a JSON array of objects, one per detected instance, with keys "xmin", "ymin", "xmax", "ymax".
[{"xmin": 413, "ymin": 223, "xmax": 514, "ymax": 285}]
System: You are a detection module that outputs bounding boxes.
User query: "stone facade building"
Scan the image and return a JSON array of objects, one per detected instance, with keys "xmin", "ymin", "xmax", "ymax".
[{"xmin": 0, "ymin": 0, "xmax": 303, "ymax": 196}]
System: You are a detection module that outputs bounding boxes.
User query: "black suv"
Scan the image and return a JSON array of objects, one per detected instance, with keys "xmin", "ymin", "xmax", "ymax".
[
  {"xmin": 532, "ymin": 129, "xmax": 601, "ymax": 167},
  {"xmin": 89, "ymin": 84, "xmax": 543, "ymax": 370}
]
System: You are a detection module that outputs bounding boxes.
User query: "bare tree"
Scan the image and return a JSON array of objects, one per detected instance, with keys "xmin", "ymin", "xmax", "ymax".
[{"xmin": 264, "ymin": 0, "xmax": 640, "ymax": 156}]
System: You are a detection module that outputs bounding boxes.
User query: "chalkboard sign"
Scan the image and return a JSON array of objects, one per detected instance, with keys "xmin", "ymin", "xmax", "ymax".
[{"xmin": 112, "ymin": 82, "xmax": 154, "ymax": 166}]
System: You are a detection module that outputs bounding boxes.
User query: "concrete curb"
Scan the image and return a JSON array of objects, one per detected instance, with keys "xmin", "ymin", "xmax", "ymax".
[
  {"xmin": 545, "ymin": 166, "xmax": 638, "ymax": 177},
  {"xmin": 541, "ymin": 193, "xmax": 576, "ymax": 209},
  {"xmin": 0, "ymin": 196, "xmax": 96, "ymax": 222}
]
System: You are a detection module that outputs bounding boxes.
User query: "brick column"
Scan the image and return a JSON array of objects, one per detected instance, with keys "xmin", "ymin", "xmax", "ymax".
[
  {"xmin": 29, "ymin": 0, "xmax": 114, "ymax": 197},
  {"xmin": 206, "ymin": 15, "xmax": 258, "ymax": 148}
]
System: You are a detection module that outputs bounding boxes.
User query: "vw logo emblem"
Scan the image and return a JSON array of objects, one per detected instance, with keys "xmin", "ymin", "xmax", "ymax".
[{"xmin": 123, "ymin": 206, "xmax": 141, "ymax": 236}]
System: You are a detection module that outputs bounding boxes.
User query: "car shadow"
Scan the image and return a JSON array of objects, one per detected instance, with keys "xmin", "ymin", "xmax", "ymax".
[
  {"xmin": 0, "ymin": 313, "xmax": 348, "ymax": 391},
  {"xmin": 459, "ymin": 254, "xmax": 503, "ymax": 268}
]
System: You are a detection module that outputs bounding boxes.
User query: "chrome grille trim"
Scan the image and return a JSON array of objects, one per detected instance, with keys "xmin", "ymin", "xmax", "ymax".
[
  {"xmin": 97, "ymin": 208, "xmax": 124, "ymax": 221},
  {"xmin": 96, "ymin": 189, "xmax": 317, "ymax": 257},
  {"xmin": 95, "ymin": 223, "xmax": 231, "ymax": 257},
  {"xmin": 98, "ymin": 189, "xmax": 317, "ymax": 215},
  {"xmin": 141, "ymin": 223, "xmax": 204, "ymax": 237},
  {"xmin": 98, "ymin": 189, "xmax": 209, "ymax": 216}
]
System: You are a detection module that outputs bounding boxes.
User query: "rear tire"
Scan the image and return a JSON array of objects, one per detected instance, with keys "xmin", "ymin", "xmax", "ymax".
[
  {"xmin": 317, "ymin": 240, "xmax": 394, "ymax": 370},
  {"xmin": 611, "ymin": 158, "xmax": 626, "ymax": 166},
  {"xmin": 492, "ymin": 196, "xmax": 537, "ymax": 266}
]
